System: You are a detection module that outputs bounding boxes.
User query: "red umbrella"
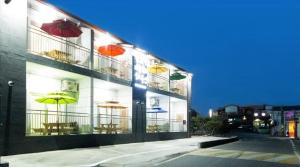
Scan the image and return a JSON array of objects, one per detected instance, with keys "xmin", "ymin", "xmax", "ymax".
[
  {"xmin": 98, "ymin": 44, "xmax": 125, "ymax": 57},
  {"xmin": 41, "ymin": 19, "xmax": 82, "ymax": 37}
]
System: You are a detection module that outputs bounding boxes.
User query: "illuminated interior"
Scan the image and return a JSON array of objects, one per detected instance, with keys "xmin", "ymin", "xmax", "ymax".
[
  {"xmin": 169, "ymin": 65, "xmax": 188, "ymax": 96},
  {"xmin": 26, "ymin": 62, "xmax": 91, "ymax": 136},
  {"xmin": 146, "ymin": 91, "xmax": 170, "ymax": 133},
  {"xmin": 147, "ymin": 55, "xmax": 170, "ymax": 92},
  {"xmin": 170, "ymin": 97, "xmax": 188, "ymax": 132},
  {"xmin": 93, "ymin": 79, "xmax": 132, "ymax": 134},
  {"xmin": 93, "ymin": 31, "xmax": 132, "ymax": 81}
]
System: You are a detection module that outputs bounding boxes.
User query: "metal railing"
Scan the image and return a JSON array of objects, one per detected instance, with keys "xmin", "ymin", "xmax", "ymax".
[
  {"xmin": 170, "ymin": 80, "xmax": 187, "ymax": 96},
  {"xmin": 148, "ymin": 74, "xmax": 169, "ymax": 92},
  {"xmin": 93, "ymin": 114, "xmax": 132, "ymax": 134},
  {"xmin": 146, "ymin": 117, "xmax": 170, "ymax": 133},
  {"xmin": 93, "ymin": 52, "xmax": 132, "ymax": 81},
  {"xmin": 27, "ymin": 26, "xmax": 90, "ymax": 68},
  {"xmin": 26, "ymin": 110, "xmax": 91, "ymax": 136},
  {"xmin": 169, "ymin": 119, "xmax": 187, "ymax": 132}
]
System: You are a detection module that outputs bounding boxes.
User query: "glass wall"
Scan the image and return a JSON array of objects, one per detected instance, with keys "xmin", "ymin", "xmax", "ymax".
[
  {"xmin": 170, "ymin": 97, "xmax": 188, "ymax": 132},
  {"xmin": 93, "ymin": 79, "xmax": 132, "ymax": 134},
  {"xmin": 146, "ymin": 91, "xmax": 170, "ymax": 133},
  {"xmin": 26, "ymin": 62, "xmax": 91, "ymax": 136}
]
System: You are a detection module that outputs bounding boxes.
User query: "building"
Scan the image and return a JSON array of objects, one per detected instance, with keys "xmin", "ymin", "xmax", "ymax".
[
  {"xmin": 0, "ymin": 0, "xmax": 192, "ymax": 155},
  {"xmin": 271, "ymin": 105, "xmax": 300, "ymax": 138},
  {"xmin": 215, "ymin": 105, "xmax": 272, "ymax": 132}
]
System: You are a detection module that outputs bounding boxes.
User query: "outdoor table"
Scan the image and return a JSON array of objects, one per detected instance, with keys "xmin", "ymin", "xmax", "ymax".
[
  {"xmin": 43, "ymin": 122, "xmax": 74, "ymax": 135},
  {"xmin": 95, "ymin": 123, "xmax": 120, "ymax": 134},
  {"xmin": 147, "ymin": 124, "xmax": 160, "ymax": 133},
  {"xmin": 104, "ymin": 67, "xmax": 118, "ymax": 75},
  {"xmin": 43, "ymin": 50, "xmax": 80, "ymax": 64},
  {"xmin": 149, "ymin": 81, "xmax": 160, "ymax": 89},
  {"xmin": 170, "ymin": 87, "xmax": 180, "ymax": 94},
  {"xmin": 96, "ymin": 101, "xmax": 127, "ymax": 134}
]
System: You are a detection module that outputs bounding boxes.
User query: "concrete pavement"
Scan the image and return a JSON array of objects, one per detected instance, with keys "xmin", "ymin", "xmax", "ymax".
[
  {"xmin": 2, "ymin": 136, "xmax": 234, "ymax": 167},
  {"xmin": 159, "ymin": 132, "xmax": 300, "ymax": 167}
]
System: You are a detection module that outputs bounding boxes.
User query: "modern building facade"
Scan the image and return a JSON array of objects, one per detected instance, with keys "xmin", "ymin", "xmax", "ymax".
[{"xmin": 0, "ymin": 0, "xmax": 192, "ymax": 155}]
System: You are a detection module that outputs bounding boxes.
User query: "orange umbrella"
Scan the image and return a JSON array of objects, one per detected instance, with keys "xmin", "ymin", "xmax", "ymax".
[{"xmin": 98, "ymin": 44, "xmax": 125, "ymax": 57}]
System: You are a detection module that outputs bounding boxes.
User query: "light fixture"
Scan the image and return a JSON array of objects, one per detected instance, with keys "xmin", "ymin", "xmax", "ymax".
[
  {"xmin": 134, "ymin": 83, "xmax": 147, "ymax": 90},
  {"xmin": 254, "ymin": 113, "xmax": 258, "ymax": 117},
  {"xmin": 261, "ymin": 113, "xmax": 266, "ymax": 117},
  {"xmin": 4, "ymin": 0, "xmax": 11, "ymax": 4},
  {"xmin": 209, "ymin": 109, "xmax": 213, "ymax": 118}
]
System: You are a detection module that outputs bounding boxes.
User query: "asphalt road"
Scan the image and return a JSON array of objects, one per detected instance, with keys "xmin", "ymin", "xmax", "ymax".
[{"xmin": 158, "ymin": 132, "xmax": 299, "ymax": 167}]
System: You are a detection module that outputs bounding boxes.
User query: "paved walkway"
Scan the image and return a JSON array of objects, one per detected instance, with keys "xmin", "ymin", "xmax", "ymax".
[{"xmin": 2, "ymin": 136, "xmax": 231, "ymax": 167}]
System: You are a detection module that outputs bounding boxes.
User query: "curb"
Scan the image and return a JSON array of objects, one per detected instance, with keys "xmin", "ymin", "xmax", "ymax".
[{"xmin": 198, "ymin": 136, "xmax": 239, "ymax": 148}]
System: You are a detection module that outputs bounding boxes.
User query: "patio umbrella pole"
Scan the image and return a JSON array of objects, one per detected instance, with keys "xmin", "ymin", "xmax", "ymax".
[{"xmin": 57, "ymin": 100, "xmax": 59, "ymax": 135}]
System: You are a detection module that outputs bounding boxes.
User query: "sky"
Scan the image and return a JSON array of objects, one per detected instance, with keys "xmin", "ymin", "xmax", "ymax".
[{"xmin": 47, "ymin": 0, "xmax": 300, "ymax": 115}]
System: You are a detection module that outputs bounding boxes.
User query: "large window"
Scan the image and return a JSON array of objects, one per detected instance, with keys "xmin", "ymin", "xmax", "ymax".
[
  {"xmin": 170, "ymin": 97, "xmax": 187, "ymax": 132},
  {"xmin": 146, "ymin": 92, "xmax": 170, "ymax": 133},
  {"xmin": 26, "ymin": 62, "xmax": 91, "ymax": 136},
  {"xmin": 93, "ymin": 79, "xmax": 132, "ymax": 134}
]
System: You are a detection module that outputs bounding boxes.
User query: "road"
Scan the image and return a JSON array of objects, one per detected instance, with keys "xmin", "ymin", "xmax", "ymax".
[
  {"xmin": 3, "ymin": 133, "xmax": 299, "ymax": 167},
  {"xmin": 158, "ymin": 132, "xmax": 299, "ymax": 167}
]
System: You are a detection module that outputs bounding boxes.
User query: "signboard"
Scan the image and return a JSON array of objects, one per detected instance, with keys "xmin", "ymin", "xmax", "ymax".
[
  {"xmin": 288, "ymin": 121, "xmax": 296, "ymax": 139},
  {"xmin": 285, "ymin": 111, "xmax": 294, "ymax": 121}
]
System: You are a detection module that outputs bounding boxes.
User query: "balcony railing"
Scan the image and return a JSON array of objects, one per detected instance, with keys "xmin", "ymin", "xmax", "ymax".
[
  {"xmin": 169, "ymin": 119, "xmax": 187, "ymax": 132},
  {"xmin": 146, "ymin": 117, "xmax": 170, "ymax": 133},
  {"xmin": 170, "ymin": 80, "xmax": 187, "ymax": 96},
  {"xmin": 94, "ymin": 52, "xmax": 132, "ymax": 81},
  {"xmin": 26, "ymin": 110, "xmax": 91, "ymax": 136},
  {"xmin": 28, "ymin": 26, "xmax": 90, "ymax": 68},
  {"xmin": 93, "ymin": 114, "xmax": 132, "ymax": 134},
  {"xmin": 148, "ymin": 74, "xmax": 169, "ymax": 92}
]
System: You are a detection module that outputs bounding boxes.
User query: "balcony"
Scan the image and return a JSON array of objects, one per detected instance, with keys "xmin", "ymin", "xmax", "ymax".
[
  {"xmin": 148, "ymin": 74, "xmax": 169, "ymax": 92},
  {"xmin": 170, "ymin": 80, "xmax": 187, "ymax": 97},
  {"xmin": 26, "ymin": 110, "xmax": 91, "ymax": 136},
  {"xmin": 27, "ymin": 26, "xmax": 90, "ymax": 68},
  {"xmin": 94, "ymin": 52, "xmax": 132, "ymax": 81}
]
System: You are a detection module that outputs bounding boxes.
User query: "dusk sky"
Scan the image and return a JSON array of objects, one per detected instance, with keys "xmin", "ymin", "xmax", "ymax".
[{"xmin": 47, "ymin": 0, "xmax": 300, "ymax": 115}]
